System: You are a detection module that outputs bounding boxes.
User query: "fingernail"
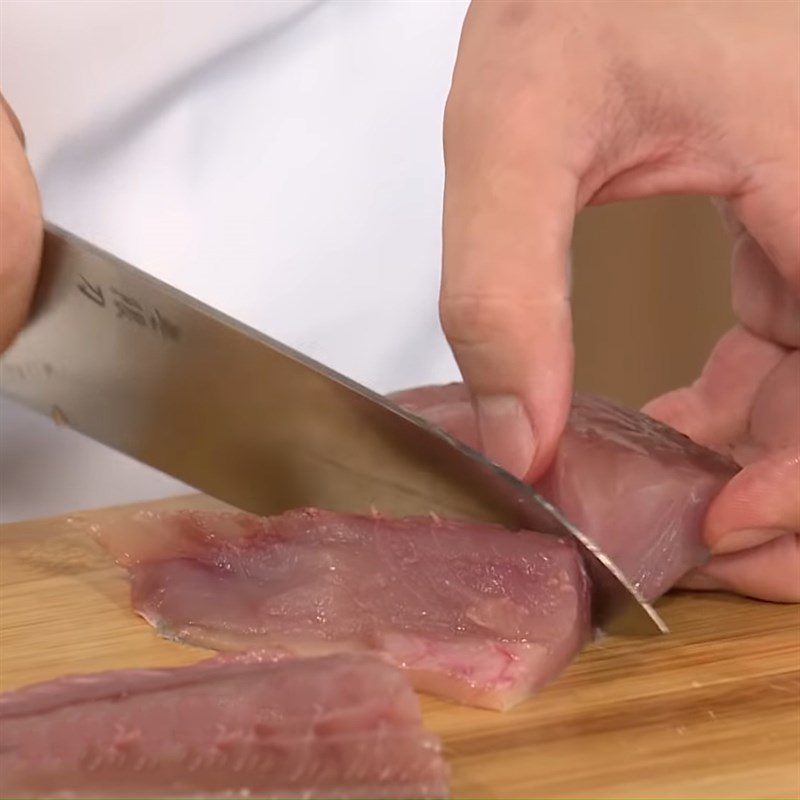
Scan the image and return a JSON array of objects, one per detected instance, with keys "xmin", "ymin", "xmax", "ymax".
[
  {"xmin": 421, "ymin": 401, "xmax": 480, "ymax": 450},
  {"xmin": 475, "ymin": 394, "xmax": 536, "ymax": 479},
  {"xmin": 710, "ymin": 527, "xmax": 786, "ymax": 555}
]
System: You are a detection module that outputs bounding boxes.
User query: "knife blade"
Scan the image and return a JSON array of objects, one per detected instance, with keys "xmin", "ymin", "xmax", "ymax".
[{"xmin": 0, "ymin": 223, "xmax": 666, "ymax": 635}]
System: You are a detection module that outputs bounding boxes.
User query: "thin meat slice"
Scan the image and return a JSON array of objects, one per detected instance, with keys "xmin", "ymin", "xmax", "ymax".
[
  {"xmin": 391, "ymin": 384, "xmax": 739, "ymax": 601},
  {"xmin": 0, "ymin": 653, "xmax": 449, "ymax": 799},
  {"xmin": 93, "ymin": 509, "xmax": 591, "ymax": 711}
]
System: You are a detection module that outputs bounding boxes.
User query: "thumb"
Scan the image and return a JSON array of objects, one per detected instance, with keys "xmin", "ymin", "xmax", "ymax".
[
  {"xmin": 440, "ymin": 1, "xmax": 617, "ymax": 481},
  {"xmin": 440, "ymin": 153, "xmax": 575, "ymax": 481},
  {"xmin": 678, "ymin": 532, "xmax": 799, "ymax": 603},
  {"xmin": 441, "ymin": 50, "xmax": 578, "ymax": 481},
  {"xmin": 703, "ymin": 447, "xmax": 800, "ymax": 556}
]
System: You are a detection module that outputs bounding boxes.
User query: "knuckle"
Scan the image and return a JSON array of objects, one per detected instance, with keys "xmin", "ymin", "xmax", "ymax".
[
  {"xmin": 439, "ymin": 291, "xmax": 521, "ymax": 348},
  {"xmin": 445, "ymin": 78, "xmax": 537, "ymax": 146}
]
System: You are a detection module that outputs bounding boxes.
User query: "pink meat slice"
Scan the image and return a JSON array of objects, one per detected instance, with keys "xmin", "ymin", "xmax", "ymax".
[
  {"xmin": 0, "ymin": 653, "xmax": 449, "ymax": 799},
  {"xmin": 391, "ymin": 384, "xmax": 739, "ymax": 601},
  {"xmin": 94, "ymin": 509, "xmax": 591, "ymax": 711}
]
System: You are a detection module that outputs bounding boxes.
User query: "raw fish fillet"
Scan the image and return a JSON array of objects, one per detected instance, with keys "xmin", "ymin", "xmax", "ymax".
[
  {"xmin": 0, "ymin": 653, "xmax": 448, "ymax": 799},
  {"xmin": 391, "ymin": 384, "xmax": 739, "ymax": 601},
  {"xmin": 94, "ymin": 509, "xmax": 591, "ymax": 711}
]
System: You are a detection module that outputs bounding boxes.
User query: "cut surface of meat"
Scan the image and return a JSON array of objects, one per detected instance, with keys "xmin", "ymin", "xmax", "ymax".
[
  {"xmin": 93, "ymin": 509, "xmax": 591, "ymax": 711},
  {"xmin": 0, "ymin": 653, "xmax": 449, "ymax": 799},
  {"xmin": 391, "ymin": 384, "xmax": 739, "ymax": 601}
]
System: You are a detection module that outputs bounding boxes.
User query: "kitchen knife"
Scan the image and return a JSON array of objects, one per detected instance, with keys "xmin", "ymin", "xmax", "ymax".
[{"xmin": 0, "ymin": 223, "xmax": 666, "ymax": 635}]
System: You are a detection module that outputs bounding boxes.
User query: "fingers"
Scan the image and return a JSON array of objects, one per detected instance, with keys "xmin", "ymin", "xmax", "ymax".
[
  {"xmin": 731, "ymin": 231, "xmax": 800, "ymax": 349},
  {"xmin": 642, "ymin": 326, "xmax": 786, "ymax": 453},
  {"xmin": 730, "ymin": 166, "xmax": 800, "ymax": 302},
  {"xmin": 723, "ymin": 1, "xmax": 799, "ymax": 299},
  {"xmin": 714, "ymin": 198, "xmax": 800, "ymax": 349},
  {"xmin": 440, "ymin": 155, "xmax": 575, "ymax": 480},
  {"xmin": 441, "ymin": 0, "xmax": 798, "ymax": 488},
  {"xmin": 0, "ymin": 97, "xmax": 42, "ymax": 352},
  {"xmin": 643, "ymin": 331, "xmax": 798, "ymax": 604},
  {"xmin": 747, "ymin": 351, "xmax": 800, "ymax": 461},
  {"xmin": 441, "ymin": 6, "xmax": 585, "ymax": 480},
  {"xmin": 677, "ymin": 532, "xmax": 799, "ymax": 602},
  {"xmin": 672, "ymin": 412, "xmax": 799, "ymax": 602},
  {"xmin": 704, "ymin": 447, "xmax": 799, "ymax": 555}
]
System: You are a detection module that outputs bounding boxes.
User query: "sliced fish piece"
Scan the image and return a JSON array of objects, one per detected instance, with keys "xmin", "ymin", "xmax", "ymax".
[
  {"xmin": 0, "ymin": 653, "xmax": 448, "ymax": 799},
  {"xmin": 93, "ymin": 508, "xmax": 591, "ymax": 711}
]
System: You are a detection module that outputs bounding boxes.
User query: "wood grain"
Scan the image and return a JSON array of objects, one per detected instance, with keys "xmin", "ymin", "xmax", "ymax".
[{"xmin": 1, "ymin": 496, "xmax": 798, "ymax": 799}]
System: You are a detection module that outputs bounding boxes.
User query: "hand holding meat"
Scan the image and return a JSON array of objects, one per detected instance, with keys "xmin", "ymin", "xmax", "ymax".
[
  {"xmin": 442, "ymin": 0, "xmax": 799, "ymax": 600},
  {"xmin": 644, "ymin": 328, "xmax": 798, "ymax": 601},
  {"xmin": 0, "ymin": 95, "xmax": 42, "ymax": 352}
]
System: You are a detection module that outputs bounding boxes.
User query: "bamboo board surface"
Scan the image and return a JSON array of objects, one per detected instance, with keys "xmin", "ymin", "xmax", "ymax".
[{"xmin": 1, "ymin": 495, "xmax": 798, "ymax": 799}]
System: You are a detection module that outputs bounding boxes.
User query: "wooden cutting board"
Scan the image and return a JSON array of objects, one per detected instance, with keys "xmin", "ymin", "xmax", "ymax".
[{"xmin": 1, "ymin": 495, "xmax": 798, "ymax": 799}]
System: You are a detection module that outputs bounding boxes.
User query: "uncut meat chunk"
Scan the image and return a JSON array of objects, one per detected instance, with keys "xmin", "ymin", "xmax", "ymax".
[
  {"xmin": 391, "ymin": 384, "xmax": 738, "ymax": 601},
  {"xmin": 537, "ymin": 393, "xmax": 739, "ymax": 600},
  {"xmin": 0, "ymin": 653, "xmax": 448, "ymax": 799},
  {"xmin": 94, "ymin": 509, "xmax": 591, "ymax": 711}
]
